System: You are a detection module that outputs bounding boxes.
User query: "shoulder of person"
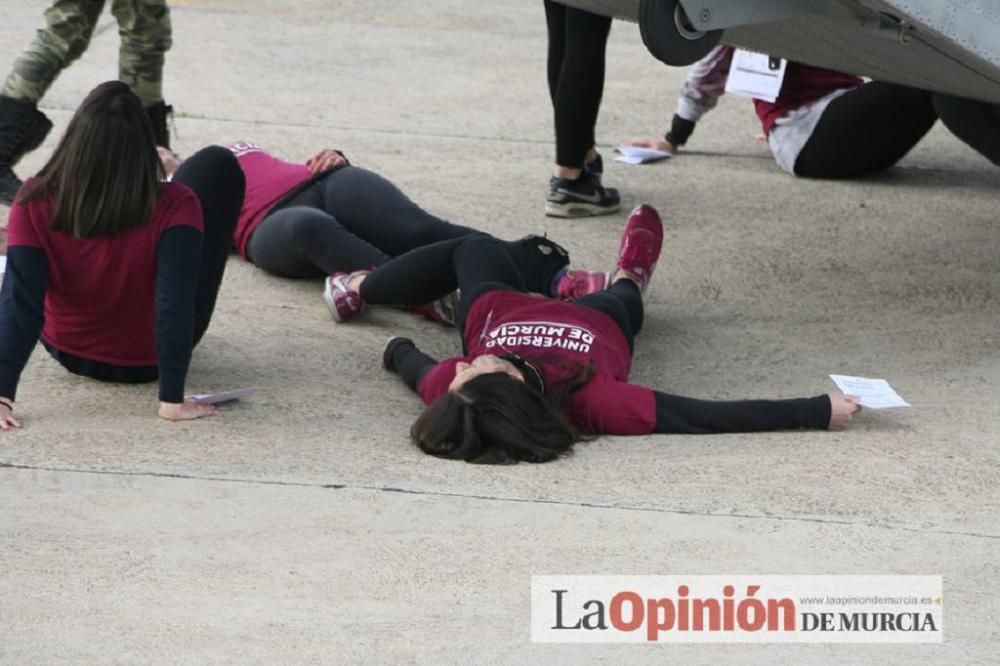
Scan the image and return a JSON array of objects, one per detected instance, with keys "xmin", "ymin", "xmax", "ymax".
[
  {"xmin": 154, "ymin": 183, "xmax": 203, "ymax": 230},
  {"xmin": 10, "ymin": 178, "xmax": 48, "ymax": 211},
  {"xmin": 158, "ymin": 182, "xmax": 201, "ymax": 210},
  {"xmin": 417, "ymin": 356, "xmax": 465, "ymax": 404},
  {"xmin": 6, "ymin": 180, "xmax": 51, "ymax": 238}
]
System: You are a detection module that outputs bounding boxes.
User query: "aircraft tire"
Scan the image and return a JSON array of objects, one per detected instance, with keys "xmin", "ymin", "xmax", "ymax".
[{"xmin": 639, "ymin": 0, "xmax": 723, "ymax": 66}]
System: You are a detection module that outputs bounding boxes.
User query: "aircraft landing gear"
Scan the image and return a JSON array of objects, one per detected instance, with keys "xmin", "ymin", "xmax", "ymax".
[{"xmin": 639, "ymin": 0, "xmax": 723, "ymax": 66}]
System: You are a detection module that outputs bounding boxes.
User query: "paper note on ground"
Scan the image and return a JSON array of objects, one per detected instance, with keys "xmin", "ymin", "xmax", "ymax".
[
  {"xmin": 830, "ymin": 375, "xmax": 910, "ymax": 409},
  {"xmin": 614, "ymin": 145, "xmax": 671, "ymax": 164},
  {"xmin": 191, "ymin": 387, "xmax": 258, "ymax": 405}
]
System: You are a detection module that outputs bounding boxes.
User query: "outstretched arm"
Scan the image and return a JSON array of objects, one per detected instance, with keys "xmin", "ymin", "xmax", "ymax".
[
  {"xmin": 625, "ymin": 45, "xmax": 735, "ymax": 153},
  {"xmin": 0, "ymin": 246, "xmax": 49, "ymax": 430},
  {"xmin": 654, "ymin": 390, "xmax": 860, "ymax": 433},
  {"xmin": 570, "ymin": 378, "xmax": 860, "ymax": 435},
  {"xmin": 383, "ymin": 337, "xmax": 440, "ymax": 393}
]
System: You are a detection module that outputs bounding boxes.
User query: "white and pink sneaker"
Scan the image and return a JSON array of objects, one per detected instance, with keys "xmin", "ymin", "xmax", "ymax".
[
  {"xmin": 324, "ymin": 270, "xmax": 368, "ymax": 322},
  {"xmin": 554, "ymin": 269, "xmax": 613, "ymax": 301}
]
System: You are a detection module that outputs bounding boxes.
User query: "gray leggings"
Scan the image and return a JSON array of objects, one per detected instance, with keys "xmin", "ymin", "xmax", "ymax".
[{"xmin": 246, "ymin": 166, "xmax": 475, "ymax": 277}]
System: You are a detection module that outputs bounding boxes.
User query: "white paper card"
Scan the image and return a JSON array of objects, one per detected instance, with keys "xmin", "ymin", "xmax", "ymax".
[
  {"xmin": 0, "ymin": 255, "xmax": 6, "ymax": 277},
  {"xmin": 829, "ymin": 375, "xmax": 910, "ymax": 410},
  {"xmin": 725, "ymin": 49, "xmax": 787, "ymax": 102},
  {"xmin": 614, "ymin": 145, "xmax": 672, "ymax": 165},
  {"xmin": 191, "ymin": 387, "xmax": 258, "ymax": 405}
]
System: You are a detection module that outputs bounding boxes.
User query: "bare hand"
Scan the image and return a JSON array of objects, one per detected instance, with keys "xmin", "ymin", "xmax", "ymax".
[
  {"xmin": 828, "ymin": 392, "xmax": 862, "ymax": 430},
  {"xmin": 0, "ymin": 404, "xmax": 21, "ymax": 431},
  {"xmin": 624, "ymin": 136, "xmax": 677, "ymax": 154},
  {"xmin": 306, "ymin": 148, "xmax": 348, "ymax": 175},
  {"xmin": 158, "ymin": 398, "xmax": 218, "ymax": 422},
  {"xmin": 157, "ymin": 146, "xmax": 181, "ymax": 177}
]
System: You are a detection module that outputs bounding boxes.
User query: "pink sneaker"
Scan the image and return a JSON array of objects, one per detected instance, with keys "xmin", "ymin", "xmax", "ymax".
[
  {"xmin": 554, "ymin": 269, "xmax": 612, "ymax": 301},
  {"xmin": 409, "ymin": 290, "xmax": 459, "ymax": 327},
  {"xmin": 324, "ymin": 270, "xmax": 368, "ymax": 322},
  {"xmin": 616, "ymin": 204, "xmax": 663, "ymax": 293}
]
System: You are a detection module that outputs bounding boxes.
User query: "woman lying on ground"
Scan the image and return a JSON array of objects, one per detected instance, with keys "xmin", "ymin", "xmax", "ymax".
[
  {"xmin": 628, "ymin": 45, "xmax": 1000, "ymax": 179},
  {"xmin": 160, "ymin": 142, "xmax": 611, "ymax": 323},
  {"xmin": 326, "ymin": 204, "xmax": 861, "ymax": 463},
  {"xmin": 0, "ymin": 81, "xmax": 245, "ymax": 429}
]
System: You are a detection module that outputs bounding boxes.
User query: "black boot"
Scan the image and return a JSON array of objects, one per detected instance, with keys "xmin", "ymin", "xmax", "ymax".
[
  {"xmin": 0, "ymin": 95, "xmax": 53, "ymax": 205},
  {"xmin": 144, "ymin": 101, "xmax": 174, "ymax": 149}
]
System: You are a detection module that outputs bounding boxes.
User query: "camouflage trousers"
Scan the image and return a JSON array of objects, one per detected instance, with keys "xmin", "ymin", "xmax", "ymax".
[{"xmin": 2, "ymin": 0, "xmax": 172, "ymax": 106}]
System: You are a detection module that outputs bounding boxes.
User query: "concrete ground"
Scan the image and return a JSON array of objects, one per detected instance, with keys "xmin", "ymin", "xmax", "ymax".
[{"xmin": 1, "ymin": 1, "xmax": 998, "ymax": 663}]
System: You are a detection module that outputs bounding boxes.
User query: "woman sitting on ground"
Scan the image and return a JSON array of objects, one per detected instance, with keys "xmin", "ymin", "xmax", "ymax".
[
  {"xmin": 160, "ymin": 142, "xmax": 611, "ymax": 323},
  {"xmin": 0, "ymin": 81, "xmax": 245, "ymax": 429},
  {"xmin": 628, "ymin": 45, "xmax": 1000, "ymax": 179},
  {"xmin": 327, "ymin": 204, "xmax": 861, "ymax": 463}
]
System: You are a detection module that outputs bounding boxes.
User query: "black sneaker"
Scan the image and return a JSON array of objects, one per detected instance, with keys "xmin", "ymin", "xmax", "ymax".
[
  {"xmin": 144, "ymin": 101, "xmax": 174, "ymax": 149},
  {"xmin": 0, "ymin": 96, "xmax": 52, "ymax": 205},
  {"xmin": 545, "ymin": 170, "xmax": 620, "ymax": 218},
  {"xmin": 584, "ymin": 152, "xmax": 603, "ymax": 184}
]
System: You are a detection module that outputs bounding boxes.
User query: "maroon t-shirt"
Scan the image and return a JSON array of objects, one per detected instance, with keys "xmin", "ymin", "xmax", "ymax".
[
  {"xmin": 228, "ymin": 142, "xmax": 312, "ymax": 259},
  {"xmin": 754, "ymin": 63, "xmax": 863, "ymax": 135},
  {"xmin": 6, "ymin": 182, "xmax": 203, "ymax": 365},
  {"xmin": 417, "ymin": 291, "xmax": 658, "ymax": 435}
]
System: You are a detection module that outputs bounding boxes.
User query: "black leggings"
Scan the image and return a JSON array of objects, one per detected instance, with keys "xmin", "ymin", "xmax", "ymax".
[
  {"xmin": 360, "ymin": 235, "xmax": 641, "ymax": 351},
  {"xmin": 45, "ymin": 146, "xmax": 245, "ymax": 382},
  {"xmin": 544, "ymin": 0, "xmax": 612, "ymax": 168},
  {"xmin": 794, "ymin": 82, "xmax": 1000, "ymax": 178},
  {"xmin": 246, "ymin": 166, "xmax": 475, "ymax": 278}
]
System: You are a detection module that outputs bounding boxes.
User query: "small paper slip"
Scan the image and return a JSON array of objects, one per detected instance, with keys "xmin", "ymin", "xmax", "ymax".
[
  {"xmin": 614, "ymin": 145, "xmax": 672, "ymax": 165},
  {"xmin": 725, "ymin": 48, "xmax": 787, "ymax": 102},
  {"xmin": 190, "ymin": 387, "xmax": 258, "ymax": 405},
  {"xmin": 829, "ymin": 375, "xmax": 911, "ymax": 410}
]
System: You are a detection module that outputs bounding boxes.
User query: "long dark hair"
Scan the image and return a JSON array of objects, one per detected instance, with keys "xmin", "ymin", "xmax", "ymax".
[
  {"xmin": 410, "ymin": 362, "xmax": 594, "ymax": 464},
  {"xmin": 19, "ymin": 81, "xmax": 163, "ymax": 238}
]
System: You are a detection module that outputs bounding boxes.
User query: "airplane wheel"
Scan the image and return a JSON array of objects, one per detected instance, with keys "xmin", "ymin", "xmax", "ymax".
[{"xmin": 639, "ymin": 0, "xmax": 723, "ymax": 66}]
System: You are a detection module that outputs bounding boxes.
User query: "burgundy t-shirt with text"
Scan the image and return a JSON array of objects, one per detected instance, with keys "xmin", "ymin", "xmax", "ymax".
[{"xmin": 417, "ymin": 291, "xmax": 658, "ymax": 435}]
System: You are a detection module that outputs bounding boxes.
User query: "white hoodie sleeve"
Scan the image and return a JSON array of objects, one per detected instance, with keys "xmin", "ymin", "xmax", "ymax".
[{"xmin": 675, "ymin": 45, "xmax": 735, "ymax": 122}]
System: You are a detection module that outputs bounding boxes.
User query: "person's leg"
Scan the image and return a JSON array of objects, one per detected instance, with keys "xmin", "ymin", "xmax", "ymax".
[
  {"xmin": 313, "ymin": 166, "xmax": 477, "ymax": 255},
  {"xmin": 360, "ymin": 235, "xmax": 526, "ymax": 330},
  {"xmin": 545, "ymin": 7, "xmax": 617, "ymax": 217},
  {"xmin": 0, "ymin": 0, "xmax": 103, "ymax": 203},
  {"xmin": 110, "ymin": 0, "xmax": 171, "ymax": 105},
  {"xmin": 552, "ymin": 7, "xmax": 611, "ymax": 171},
  {"xmin": 543, "ymin": 0, "xmax": 566, "ymax": 106},
  {"xmin": 2, "ymin": 0, "xmax": 104, "ymax": 104},
  {"xmin": 932, "ymin": 94, "xmax": 1000, "ymax": 166},
  {"xmin": 305, "ymin": 166, "xmax": 568, "ymax": 292},
  {"xmin": 498, "ymin": 234, "xmax": 570, "ymax": 297},
  {"xmin": 574, "ymin": 279, "xmax": 642, "ymax": 353},
  {"xmin": 247, "ymin": 206, "xmax": 391, "ymax": 278},
  {"xmin": 171, "ymin": 146, "xmax": 246, "ymax": 344},
  {"xmin": 110, "ymin": 0, "xmax": 173, "ymax": 146},
  {"xmin": 793, "ymin": 82, "xmax": 938, "ymax": 179},
  {"xmin": 571, "ymin": 202, "xmax": 660, "ymax": 346}
]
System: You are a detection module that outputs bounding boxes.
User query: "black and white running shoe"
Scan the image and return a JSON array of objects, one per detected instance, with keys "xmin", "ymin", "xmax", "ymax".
[{"xmin": 545, "ymin": 170, "xmax": 620, "ymax": 218}]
